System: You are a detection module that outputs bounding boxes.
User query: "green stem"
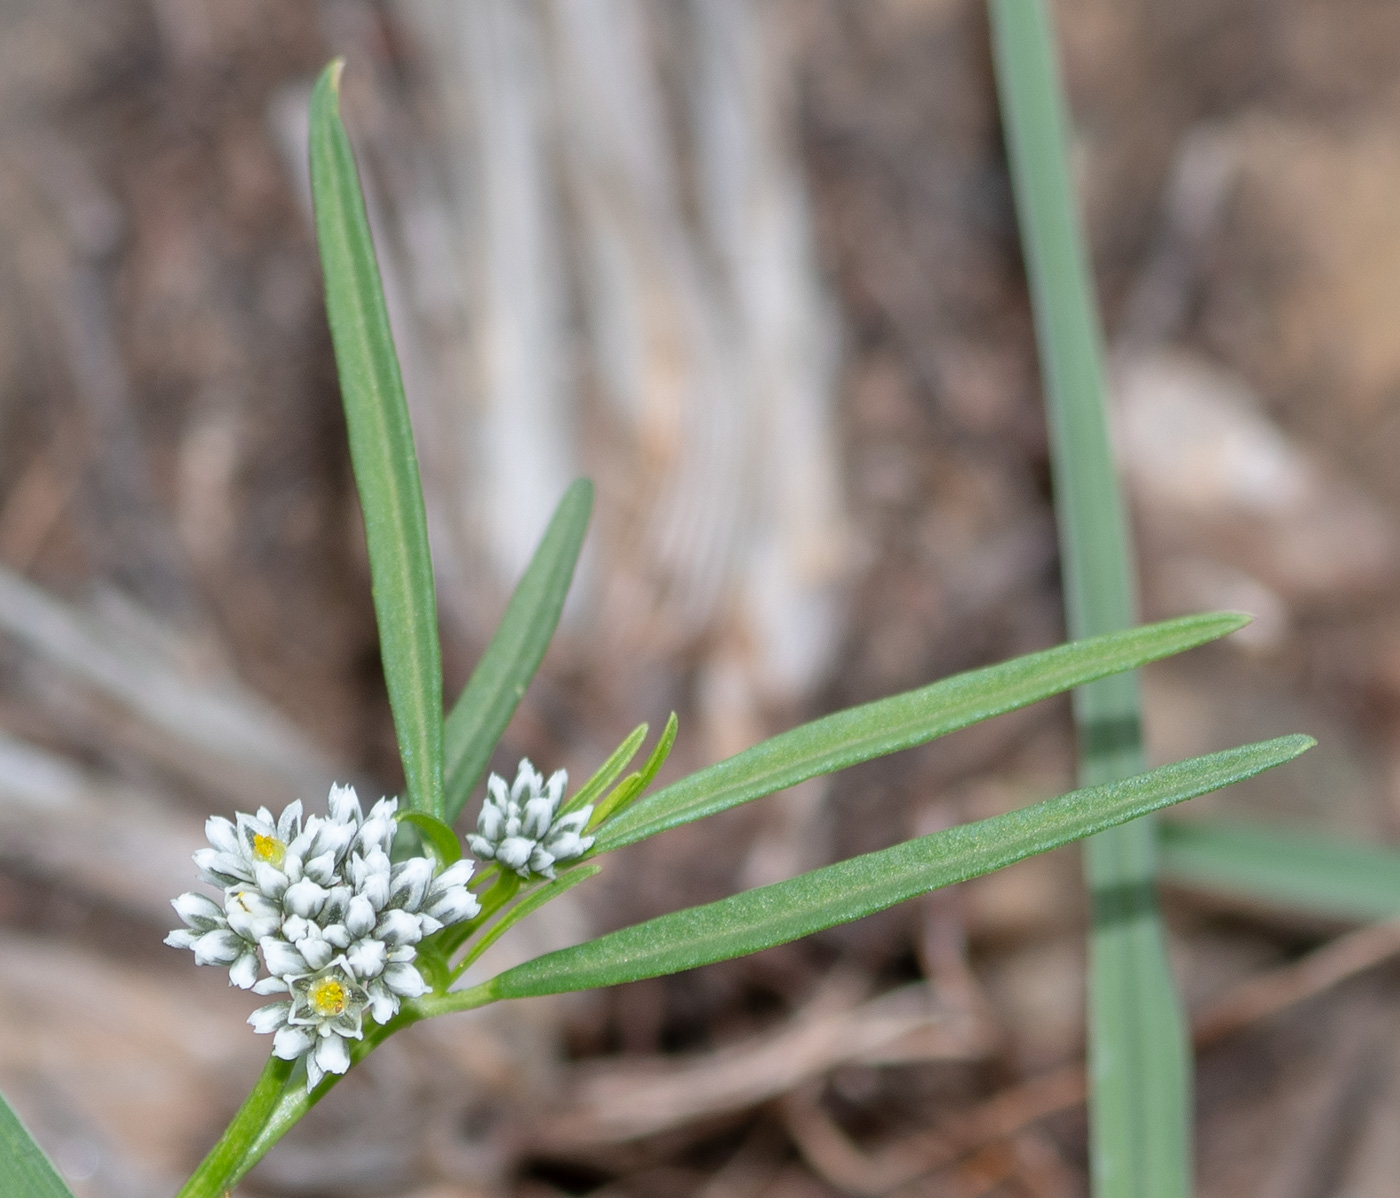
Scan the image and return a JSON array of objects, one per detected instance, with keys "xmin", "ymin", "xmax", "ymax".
[
  {"xmin": 186, "ymin": 987, "xmax": 501, "ymax": 1194},
  {"xmin": 411, "ymin": 980, "xmax": 497, "ymax": 1019},
  {"xmin": 174, "ymin": 1054, "xmax": 293, "ymax": 1198}
]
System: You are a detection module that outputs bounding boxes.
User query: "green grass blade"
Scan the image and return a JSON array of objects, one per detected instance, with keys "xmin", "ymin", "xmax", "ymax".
[
  {"xmin": 591, "ymin": 711, "xmax": 679, "ymax": 829},
  {"xmin": 477, "ymin": 737, "xmax": 1311, "ymax": 1000},
  {"xmin": 443, "ymin": 478, "xmax": 593, "ymax": 823},
  {"xmin": 596, "ymin": 613, "xmax": 1247, "ymax": 853},
  {"xmin": 310, "ymin": 61, "xmax": 443, "ymax": 818},
  {"xmin": 562, "ymin": 724, "xmax": 648, "ymax": 816},
  {"xmin": 0, "ymin": 1090, "xmax": 75, "ymax": 1198},
  {"xmin": 1160, "ymin": 819, "xmax": 1400, "ymax": 922},
  {"xmin": 990, "ymin": 2, "xmax": 1191, "ymax": 1193}
]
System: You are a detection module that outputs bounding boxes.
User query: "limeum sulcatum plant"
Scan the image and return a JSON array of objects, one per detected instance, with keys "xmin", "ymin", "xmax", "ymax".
[{"xmin": 0, "ymin": 58, "xmax": 1314, "ymax": 1198}]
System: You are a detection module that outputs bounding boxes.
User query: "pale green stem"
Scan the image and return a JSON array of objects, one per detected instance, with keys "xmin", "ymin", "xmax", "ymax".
[{"xmin": 173, "ymin": 1054, "xmax": 293, "ymax": 1198}]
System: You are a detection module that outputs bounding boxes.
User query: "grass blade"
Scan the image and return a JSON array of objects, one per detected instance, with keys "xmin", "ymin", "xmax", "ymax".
[
  {"xmin": 989, "ymin": 2, "xmax": 1191, "ymax": 1192},
  {"xmin": 590, "ymin": 711, "xmax": 679, "ymax": 828},
  {"xmin": 1161, "ymin": 819, "xmax": 1400, "ymax": 922},
  {"xmin": 562, "ymin": 723, "xmax": 648, "ymax": 815},
  {"xmin": 596, "ymin": 613, "xmax": 1247, "ymax": 852},
  {"xmin": 310, "ymin": 61, "xmax": 443, "ymax": 817},
  {"xmin": 444, "ymin": 478, "xmax": 593, "ymax": 823},
  {"xmin": 1, "ymin": 1090, "xmax": 75, "ymax": 1198},
  {"xmin": 475, "ymin": 737, "xmax": 1312, "ymax": 1000}
]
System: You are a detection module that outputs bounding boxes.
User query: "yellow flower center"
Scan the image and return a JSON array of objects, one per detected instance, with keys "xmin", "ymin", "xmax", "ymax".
[
  {"xmin": 309, "ymin": 977, "xmax": 348, "ymax": 1017},
  {"xmin": 252, "ymin": 833, "xmax": 286, "ymax": 867}
]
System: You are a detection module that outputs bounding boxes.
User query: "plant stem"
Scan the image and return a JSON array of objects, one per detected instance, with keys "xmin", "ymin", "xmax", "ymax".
[
  {"xmin": 173, "ymin": 1054, "xmax": 293, "ymax": 1198},
  {"xmin": 177, "ymin": 986, "xmax": 501, "ymax": 1195}
]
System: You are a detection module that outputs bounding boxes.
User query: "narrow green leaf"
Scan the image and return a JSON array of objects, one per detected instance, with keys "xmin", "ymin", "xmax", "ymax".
[
  {"xmin": 0, "ymin": 1090, "xmax": 73, "ymax": 1198},
  {"xmin": 1160, "ymin": 819, "xmax": 1400, "ymax": 922},
  {"xmin": 990, "ymin": 2, "xmax": 1191, "ymax": 1193},
  {"xmin": 596, "ymin": 613, "xmax": 1248, "ymax": 853},
  {"xmin": 481, "ymin": 737, "xmax": 1312, "ymax": 1000},
  {"xmin": 455, "ymin": 863, "xmax": 601, "ymax": 975},
  {"xmin": 398, "ymin": 812, "xmax": 462, "ymax": 866},
  {"xmin": 309, "ymin": 61, "xmax": 443, "ymax": 818},
  {"xmin": 444, "ymin": 478, "xmax": 594, "ymax": 823},
  {"xmin": 590, "ymin": 711, "xmax": 679, "ymax": 829},
  {"xmin": 562, "ymin": 724, "xmax": 648, "ymax": 815},
  {"xmin": 632, "ymin": 710, "xmax": 678, "ymax": 792}
]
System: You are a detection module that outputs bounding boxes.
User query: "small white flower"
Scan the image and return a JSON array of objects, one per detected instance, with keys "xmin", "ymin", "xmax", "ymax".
[
  {"xmin": 467, "ymin": 759, "xmax": 593, "ymax": 879},
  {"xmin": 248, "ymin": 959, "xmax": 369, "ymax": 1089},
  {"xmin": 168, "ymin": 783, "xmax": 484, "ymax": 1088}
]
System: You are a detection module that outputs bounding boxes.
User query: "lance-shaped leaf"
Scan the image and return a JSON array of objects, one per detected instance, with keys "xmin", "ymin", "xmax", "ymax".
[
  {"xmin": 444, "ymin": 479, "xmax": 593, "ymax": 823},
  {"xmin": 1160, "ymin": 818, "xmax": 1400, "ymax": 922},
  {"xmin": 310, "ymin": 61, "xmax": 443, "ymax": 817},
  {"xmin": 473, "ymin": 736, "xmax": 1312, "ymax": 1000},
  {"xmin": 990, "ymin": 2, "xmax": 1191, "ymax": 1192},
  {"xmin": 0, "ymin": 1090, "xmax": 75, "ymax": 1198},
  {"xmin": 596, "ymin": 612, "xmax": 1248, "ymax": 853}
]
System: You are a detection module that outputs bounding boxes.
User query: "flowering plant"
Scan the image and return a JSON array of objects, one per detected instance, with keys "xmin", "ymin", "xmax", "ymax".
[{"xmin": 0, "ymin": 58, "xmax": 1311, "ymax": 1198}]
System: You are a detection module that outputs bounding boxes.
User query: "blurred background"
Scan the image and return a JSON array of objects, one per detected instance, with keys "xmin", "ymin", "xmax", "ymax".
[{"xmin": 2, "ymin": 1, "xmax": 1400, "ymax": 1195}]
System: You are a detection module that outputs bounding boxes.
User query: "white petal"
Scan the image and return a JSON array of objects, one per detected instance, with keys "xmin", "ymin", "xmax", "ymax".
[
  {"xmin": 248, "ymin": 1001, "xmax": 291, "ymax": 1034},
  {"xmin": 374, "ymin": 909, "xmax": 421, "ymax": 947},
  {"xmin": 165, "ymin": 929, "xmax": 198, "ymax": 949},
  {"xmin": 273, "ymin": 1024, "xmax": 316, "ymax": 1061},
  {"xmin": 366, "ymin": 981, "xmax": 399, "ymax": 1023},
  {"xmin": 465, "ymin": 835, "xmax": 496, "ymax": 860},
  {"xmin": 253, "ymin": 861, "xmax": 288, "ymax": 899},
  {"xmin": 346, "ymin": 938, "xmax": 386, "ymax": 978},
  {"xmin": 345, "ymin": 895, "xmax": 376, "ymax": 938},
  {"xmin": 281, "ymin": 915, "xmax": 312, "ymax": 942},
  {"xmin": 327, "ymin": 783, "xmax": 361, "ymax": 826},
  {"xmin": 228, "ymin": 951, "xmax": 260, "ymax": 989},
  {"xmin": 387, "ymin": 858, "xmax": 433, "ymax": 911},
  {"xmin": 298, "ymin": 937, "xmax": 335, "ymax": 971},
  {"xmin": 485, "ymin": 773, "xmax": 509, "ymax": 807},
  {"xmin": 194, "ymin": 848, "xmax": 248, "ymax": 887},
  {"xmin": 510, "ymin": 761, "xmax": 537, "ymax": 804},
  {"xmin": 284, "ymin": 879, "xmax": 328, "ymax": 918},
  {"xmin": 303, "ymin": 852, "xmax": 337, "ymax": 886},
  {"xmin": 314, "ymin": 1033, "xmax": 351, "ymax": 1077},
  {"xmin": 424, "ymin": 889, "xmax": 480, "ymax": 925},
  {"xmin": 382, "ymin": 961, "xmax": 428, "ymax": 998},
  {"xmin": 277, "ymin": 800, "xmax": 304, "ymax": 842},
  {"xmin": 545, "ymin": 769, "xmax": 568, "ymax": 806},
  {"xmin": 193, "ymin": 928, "xmax": 243, "ymax": 966},
  {"xmin": 171, "ymin": 891, "xmax": 224, "ymax": 929},
  {"xmin": 205, "ymin": 816, "xmax": 240, "ymax": 855},
  {"xmin": 521, "ymin": 796, "xmax": 554, "ymax": 840},
  {"xmin": 321, "ymin": 923, "xmax": 351, "ymax": 949},
  {"xmin": 226, "ymin": 892, "xmax": 280, "ymax": 940},
  {"xmin": 528, "ymin": 846, "xmax": 557, "ymax": 879},
  {"xmin": 253, "ymin": 975, "xmax": 290, "ymax": 995},
  {"xmin": 429, "ymin": 859, "xmax": 475, "ymax": 894},
  {"xmin": 496, "ymin": 837, "xmax": 535, "ymax": 875},
  {"xmin": 260, "ymin": 937, "xmax": 309, "ymax": 977}
]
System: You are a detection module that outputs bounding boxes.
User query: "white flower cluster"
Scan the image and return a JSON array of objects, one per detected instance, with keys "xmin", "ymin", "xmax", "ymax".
[
  {"xmin": 467, "ymin": 759, "xmax": 594, "ymax": 878},
  {"xmin": 167, "ymin": 785, "xmax": 480, "ymax": 1089}
]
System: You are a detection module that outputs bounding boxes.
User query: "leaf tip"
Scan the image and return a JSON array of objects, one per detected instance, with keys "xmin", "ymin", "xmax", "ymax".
[{"xmin": 1216, "ymin": 609, "xmax": 1255, "ymax": 632}]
